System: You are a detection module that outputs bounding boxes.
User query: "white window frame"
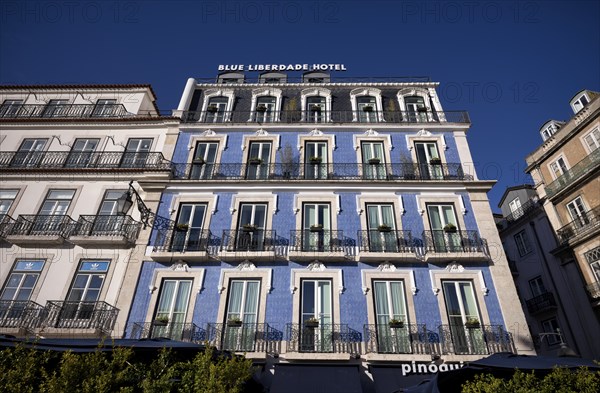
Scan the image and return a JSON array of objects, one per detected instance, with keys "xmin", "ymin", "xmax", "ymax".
[
  {"xmin": 514, "ymin": 230, "xmax": 532, "ymax": 256},
  {"xmin": 249, "ymin": 88, "xmax": 282, "ymax": 122},
  {"xmin": 200, "ymin": 89, "xmax": 235, "ymax": 122},
  {"xmin": 541, "ymin": 318, "xmax": 561, "ymax": 345},
  {"xmin": 300, "ymin": 87, "xmax": 332, "ymax": 122},
  {"xmin": 528, "ymin": 276, "xmax": 546, "ymax": 297},
  {"xmin": 350, "ymin": 88, "xmax": 384, "ymax": 122},
  {"xmin": 548, "ymin": 156, "xmax": 569, "ymax": 180},
  {"xmin": 581, "ymin": 127, "xmax": 600, "ymax": 153}
]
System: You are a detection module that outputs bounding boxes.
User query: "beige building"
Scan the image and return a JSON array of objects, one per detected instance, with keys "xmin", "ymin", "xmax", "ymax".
[{"xmin": 525, "ymin": 89, "xmax": 600, "ymax": 333}]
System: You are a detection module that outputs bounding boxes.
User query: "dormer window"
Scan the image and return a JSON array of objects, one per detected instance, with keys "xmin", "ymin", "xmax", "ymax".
[
  {"xmin": 350, "ymin": 88, "xmax": 384, "ymax": 123},
  {"xmin": 250, "ymin": 88, "xmax": 282, "ymax": 122},
  {"xmin": 259, "ymin": 72, "xmax": 286, "ymax": 84},
  {"xmin": 302, "ymin": 72, "xmax": 330, "ymax": 83},
  {"xmin": 570, "ymin": 90, "xmax": 592, "ymax": 114},
  {"xmin": 301, "ymin": 88, "xmax": 332, "ymax": 123},
  {"xmin": 217, "ymin": 72, "xmax": 244, "ymax": 84},
  {"xmin": 200, "ymin": 89, "xmax": 235, "ymax": 123},
  {"xmin": 397, "ymin": 88, "xmax": 434, "ymax": 122},
  {"xmin": 92, "ymin": 99, "xmax": 117, "ymax": 117},
  {"xmin": 539, "ymin": 120, "xmax": 563, "ymax": 141}
]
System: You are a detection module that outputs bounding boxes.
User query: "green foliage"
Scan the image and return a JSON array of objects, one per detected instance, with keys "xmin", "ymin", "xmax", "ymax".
[
  {"xmin": 0, "ymin": 344, "xmax": 255, "ymax": 393},
  {"xmin": 461, "ymin": 367, "xmax": 600, "ymax": 393}
]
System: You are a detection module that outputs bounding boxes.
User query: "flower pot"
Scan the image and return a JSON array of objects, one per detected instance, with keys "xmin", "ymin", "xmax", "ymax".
[
  {"xmin": 368, "ymin": 158, "xmax": 381, "ymax": 165},
  {"xmin": 207, "ymin": 106, "xmax": 218, "ymax": 113},
  {"xmin": 465, "ymin": 323, "xmax": 480, "ymax": 329},
  {"xmin": 362, "ymin": 106, "xmax": 374, "ymax": 112},
  {"xmin": 227, "ymin": 320, "xmax": 242, "ymax": 327},
  {"xmin": 378, "ymin": 226, "xmax": 392, "ymax": 233},
  {"xmin": 417, "ymin": 107, "xmax": 427, "ymax": 112},
  {"xmin": 309, "ymin": 157, "xmax": 322, "ymax": 164},
  {"xmin": 175, "ymin": 225, "xmax": 189, "ymax": 232},
  {"xmin": 310, "ymin": 106, "xmax": 322, "ymax": 112},
  {"xmin": 153, "ymin": 320, "xmax": 168, "ymax": 326},
  {"xmin": 443, "ymin": 226, "xmax": 457, "ymax": 233},
  {"xmin": 256, "ymin": 105, "xmax": 267, "ymax": 112},
  {"xmin": 310, "ymin": 226, "xmax": 323, "ymax": 233},
  {"xmin": 248, "ymin": 158, "xmax": 262, "ymax": 165},
  {"xmin": 429, "ymin": 159, "xmax": 442, "ymax": 165},
  {"xmin": 389, "ymin": 321, "xmax": 404, "ymax": 329},
  {"xmin": 242, "ymin": 225, "xmax": 257, "ymax": 233},
  {"xmin": 304, "ymin": 321, "xmax": 319, "ymax": 328}
]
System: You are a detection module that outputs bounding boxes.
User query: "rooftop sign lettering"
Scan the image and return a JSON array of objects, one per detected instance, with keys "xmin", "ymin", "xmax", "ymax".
[{"xmin": 218, "ymin": 64, "xmax": 347, "ymax": 72}]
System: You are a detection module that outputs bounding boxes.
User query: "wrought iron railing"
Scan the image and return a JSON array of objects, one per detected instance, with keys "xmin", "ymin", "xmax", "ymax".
[
  {"xmin": 286, "ymin": 323, "xmax": 361, "ymax": 354},
  {"xmin": 152, "ymin": 222, "xmax": 212, "ymax": 253},
  {"xmin": 221, "ymin": 229, "xmax": 276, "ymax": 252},
  {"xmin": 545, "ymin": 148, "xmax": 600, "ymax": 198},
  {"xmin": 206, "ymin": 322, "xmax": 282, "ymax": 353},
  {"xmin": 7, "ymin": 215, "xmax": 76, "ymax": 237},
  {"xmin": 556, "ymin": 205, "xmax": 600, "ymax": 244},
  {"xmin": 504, "ymin": 199, "xmax": 540, "ymax": 224},
  {"xmin": 171, "ymin": 162, "xmax": 472, "ymax": 181},
  {"xmin": 363, "ymin": 323, "xmax": 431, "ymax": 354},
  {"xmin": 289, "ymin": 230, "xmax": 345, "ymax": 252},
  {"xmin": 422, "ymin": 230, "xmax": 487, "ymax": 254},
  {"xmin": 129, "ymin": 322, "xmax": 205, "ymax": 342},
  {"xmin": 72, "ymin": 215, "xmax": 141, "ymax": 242},
  {"xmin": 193, "ymin": 76, "xmax": 432, "ymax": 84},
  {"xmin": 0, "ymin": 151, "xmax": 171, "ymax": 171},
  {"xmin": 0, "ymin": 300, "xmax": 45, "ymax": 330},
  {"xmin": 0, "ymin": 215, "xmax": 15, "ymax": 238},
  {"xmin": 44, "ymin": 301, "xmax": 118, "ymax": 334},
  {"xmin": 525, "ymin": 292, "xmax": 557, "ymax": 314},
  {"xmin": 180, "ymin": 110, "xmax": 470, "ymax": 124},
  {"xmin": 439, "ymin": 324, "xmax": 515, "ymax": 355},
  {"xmin": 357, "ymin": 229, "xmax": 413, "ymax": 253},
  {"xmin": 0, "ymin": 103, "xmax": 134, "ymax": 119},
  {"xmin": 586, "ymin": 281, "xmax": 600, "ymax": 300}
]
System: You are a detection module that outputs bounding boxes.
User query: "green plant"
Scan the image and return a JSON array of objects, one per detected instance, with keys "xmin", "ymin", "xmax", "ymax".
[
  {"xmin": 248, "ymin": 157, "xmax": 262, "ymax": 165},
  {"xmin": 155, "ymin": 315, "xmax": 169, "ymax": 324},
  {"xmin": 443, "ymin": 223, "xmax": 457, "ymax": 233},
  {"xmin": 388, "ymin": 318, "xmax": 405, "ymax": 328},
  {"xmin": 256, "ymin": 104, "xmax": 267, "ymax": 112},
  {"xmin": 310, "ymin": 224, "xmax": 323, "ymax": 232},
  {"xmin": 309, "ymin": 156, "xmax": 322, "ymax": 163},
  {"xmin": 176, "ymin": 223, "xmax": 189, "ymax": 231},
  {"xmin": 362, "ymin": 105, "xmax": 374, "ymax": 112},
  {"xmin": 207, "ymin": 105, "xmax": 218, "ymax": 113},
  {"xmin": 304, "ymin": 317, "xmax": 319, "ymax": 327},
  {"xmin": 465, "ymin": 317, "xmax": 480, "ymax": 328},
  {"xmin": 378, "ymin": 224, "xmax": 392, "ymax": 232}
]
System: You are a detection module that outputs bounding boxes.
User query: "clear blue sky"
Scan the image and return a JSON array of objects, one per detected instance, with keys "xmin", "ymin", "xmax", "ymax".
[{"xmin": 1, "ymin": 0, "xmax": 598, "ymax": 210}]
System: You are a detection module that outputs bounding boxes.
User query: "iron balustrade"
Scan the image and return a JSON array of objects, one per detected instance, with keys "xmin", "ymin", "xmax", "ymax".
[
  {"xmin": 0, "ymin": 103, "xmax": 134, "ymax": 119},
  {"xmin": 8, "ymin": 215, "xmax": 76, "ymax": 237},
  {"xmin": 0, "ymin": 151, "xmax": 171, "ymax": 171},
  {"xmin": 181, "ymin": 109, "xmax": 470, "ymax": 124},
  {"xmin": 586, "ymin": 282, "xmax": 600, "ymax": 300},
  {"xmin": 221, "ymin": 229, "xmax": 276, "ymax": 252},
  {"xmin": 545, "ymin": 148, "xmax": 600, "ymax": 198},
  {"xmin": 363, "ymin": 323, "xmax": 431, "ymax": 354},
  {"xmin": 357, "ymin": 229, "xmax": 413, "ymax": 253},
  {"xmin": 44, "ymin": 301, "xmax": 118, "ymax": 334},
  {"xmin": 73, "ymin": 215, "xmax": 141, "ymax": 242},
  {"xmin": 286, "ymin": 323, "xmax": 361, "ymax": 354},
  {"xmin": 289, "ymin": 229, "xmax": 345, "ymax": 252},
  {"xmin": 0, "ymin": 300, "xmax": 45, "ymax": 330},
  {"xmin": 422, "ymin": 230, "xmax": 487, "ymax": 254},
  {"xmin": 193, "ymin": 76, "xmax": 432, "ymax": 84},
  {"xmin": 129, "ymin": 322, "xmax": 204, "ymax": 342},
  {"xmin": 0, "ymin": 215, "xmax": 15, "ymax": 238},
  {"xmin": 152, "ymin": 222, "xmax": 212, "ymax": 253},
  {"xmin": 525, "ymin": 292, "xmax": 557, "ymax": 314},
  {"xmin": 206, "ymin": 322, "xmax": 282, "ymax": 353},
  {"xmin": 438, "ymin": 324, "xmax": 515, "ymax": 355},
  {"xmin": 171, "ymin": 162, "xmax": 471, "ymax": 181},
  {"xmin": 504, "ymin": 199, "xmax": 540, "ymax": 224},
  {"xmin": 556, "ymin": 205, "xmax": 600, "ymax": 244}
]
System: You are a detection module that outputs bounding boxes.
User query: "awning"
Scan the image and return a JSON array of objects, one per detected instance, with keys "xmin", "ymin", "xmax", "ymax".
[
  {"xmin": 370, "ymin": 365, "xmax": 435, "ymax": 393},
  {"xmin": 270, "ymin": 364, "xmax": 363, "ymax": 393}
]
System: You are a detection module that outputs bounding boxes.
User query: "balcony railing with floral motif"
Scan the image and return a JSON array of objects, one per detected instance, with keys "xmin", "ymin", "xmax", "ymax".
[
  {"xmin": 289, "ymin": 229, "xmax": 345, "ymax": 253},
  {"xmin": 364, "ymin": 323, "xmax": 432, "ymax": 354},
  {"xmin": 7, "ymin": 215, "xmax": 76, "ymax": 237},
  {"xmin": 206, "ymin": 322, "xmax": 282, "ymax": 353},
  {"xmin": 545, "ymin": 148, "xmax": 600, "ymax": 199},
  {"xmin": 286, "ymin": 323, "xmax": 361, "ymax": 354},
  {"xmin": 129, "ymin": 322, "xmax": 205, "ymax": 342},
  {"xmin": 44, "ymin": 301, "xmax": 118, "ymax": 334},
  {"xmin": 422, "ymin": 230, "xmax": 487, "ymax": 253},
  {"xmin": 72, "ymin": 215, "xmax": 141, "ymax": 242},
  {"xmin": 525, "ymin": 292, "xmax": 557, "ymax": 315},
  {"xmin": 438, "ymin": 324, "xmax": 515, "ymax": 355},
  {"xmin": 152, "ymin": 221, "xmax": 212, "ymax": 253},
  {"xmin": 0, "ymin": 151, "xmax": 171, "ymax": 171},
  {"xmin": 0, "ymin": 300, "xmax": 45, "ymax": 331},
  {"xmin": 0, "ymin": 103, "xmax": 134, "ymax": 119},
  {"xmin": 357, "ymin": 229, "xmax": 413, "ymax": 253},
  {"xmin": 0, "ymin": 215, "xmax": 15, "ymax": 238},
  {"xmin": 586, "ymin": 281, "xmax": 600, "ymax": 300},
  {"xmin": 171, "ymin": 162, "xmax": 472, "ymax": 181},
  {"xmin": 221, "ymin": 229, "xmax": 276, "ymax": 252},
  {"xmin": 556, "ymin": 205, "xmax": 600, "ymax": 244}
]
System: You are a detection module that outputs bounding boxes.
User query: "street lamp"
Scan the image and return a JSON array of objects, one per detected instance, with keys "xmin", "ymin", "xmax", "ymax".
[
  {"xmin": 117, "ymin": 181, "xmax": 152, "ymax": 228},
  {"xmin": 538, "ymin": 328, "xmax": 579, "ymax": 357}
]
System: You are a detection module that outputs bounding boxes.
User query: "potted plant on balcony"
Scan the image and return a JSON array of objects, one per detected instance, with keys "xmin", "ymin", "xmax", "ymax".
[
  {"xmin": 309, "ymin": 156, "xmax": 322, "ymax": 164},
  {"xmin": 362, "ymin": 105, "xmax": 374, "ymax": 112},
  {"xmin": 256, "ymin": 104, "xmax": 267, "ymax": 112},
  {"xmin": 377, "ymin": 224, "xmax": 392, "ymax": 233},
  {"xmin": 248, "ymin": 157, "xmax": 262, "ymax": 165},
  {"xmin": 417, "ymin": 106, "xmax": 428, "ymax": 112},
  {"xmin": 227, "ymin": 316, "xmax": 243, "ymax": 327},
  {"xmin": 207, "ymin": 105, "xmax": 218, "ymax": 113},
  {"xmin": 176, "ymin": 223, "xmax": 189, "ymax": 232},
  {"xmin": 368, "ymin": 157, "xmax": 381, "ymax": 165},
  {"xmin": 388, "ymin": 318, "xmax": 405, "ymax": 328},
  {"xmin": 465, "ymin": 317, "xmax": 480, "ymax": 329},
  {"xmin": 309, "ymin": 105, "xmax": 322, "ymax": 113},
  {"xmin": 443, "ymin": 223, "xmax": 457, "ymax": 233},
  {"xmin": 429, "ymin": 157, "xmax": 442, "ymax": 165},
  {"xmin": 153, "ymin": 316, "xmax": 169, "ymax": 326},
  {"xmin": 310, "ymin": 224, "xmax": 323, "ymax": 233},
  {"xmin": 242, "ymin": 224, "xmax": 257, "ymax": 233},
  {"xmin": 304, "ymin": 317, "xmax": 319, "ymax": 328}
]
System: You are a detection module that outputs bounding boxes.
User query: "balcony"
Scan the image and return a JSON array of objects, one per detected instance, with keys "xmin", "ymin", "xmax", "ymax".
[
  {"xmin": 422, "ymin": 230, "xmax": 488, "ymax": 262},
  {"xmin": 0, "ymin": 215, "xmax": 15, "ymax": 239},
  {"xmin": 206, "ymin": 323, "xmax": 282, "ymax": 355},
  {"xmin": 180, "ymin": 109, "xmax": 470, "ymax": 124},
  {"xmin": 586, "ymin": 282, "xmax": 600, "ymax": 301},
  {"xmin": 220, "ymin": 229, "xmax": 278, "ymax": 261},
  {"xmin": 357, "ymin": 230, "xmax": 415, "ymax": 262},
  {"xmin": 556, "ymin": 205, "xmax": 600, "ymax": 244},
  {"xmin": 0, "ymin": 151, "xmax": 171, "ymax": 172},
  {"xmin": 150, "ymin": 222, "xmax": 212, "ymax": 262},
  {"xmin": 286, "ymin": 323, "xmax": 361, "ymax": 357},
  {"xmin": 69, "ymin": 215, "xmax": 141, "ymax": 247},
  {"xmin": 0, "ymin": 300, "xmax": 45, "ymax": 332},
  {"xmin": 363, "ymin": 323, "xmax": 432, "ymax": 355},
  {"xmin": 129, "ymin": 322, "xmax": 205, "ymax": 342},
  {"xmin": 171, "ymin": 162, "xmax": 472, "ymax": 182},
  {"xmin": 5, "ymin": 214, "xmax": 76, "ymax": 246},
  {"xmin": 289, "ymin": 230, "xmax": 349, "ymax": 261},
  {"xmin": 545, "ymin": 148, "xmax": 600, "ymax": 199},
  {"xmin": 525, "ymin": 292, "xmax": 557, "ymax": 315},
  {"xmin": 0, "ymin": 103, "xmax": 134, "ymax": 119},
  {"xmin": 43, "ymin": 301, "xmax": 118, "ymax": 335},
  {"xmin": 439, "ymin": 324, "xmax": 515, "ymax": 355}
]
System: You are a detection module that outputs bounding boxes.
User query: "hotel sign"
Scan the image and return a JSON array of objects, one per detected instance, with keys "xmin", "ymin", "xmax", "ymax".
[{"xmin": 218, "ymin": 63, "xmax": 347, "ymax": 72}]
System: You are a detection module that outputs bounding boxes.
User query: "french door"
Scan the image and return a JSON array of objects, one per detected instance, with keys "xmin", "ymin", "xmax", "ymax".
[
  {"xmin": 442, "ymin": 280, "xmax": 485, "ymax": 354},
  {"xmin": 245, "ymin": 141, "xmax": 271, "ymax": 180},
  {"xmin": 405, "ymin": 96, "xmax": 427, "ymax": 122},
  {"xmin": 65, "ymin": 138, "xmax": 99, "ymax": 167},
  {"xmin": 190, "ymin": 142, "xmax": 218, "ymax": 179},
  {"xmin": 62, "ymin": 260, "xmax": 109, "ymax": 325},
  {"xmin": 153, "ymin": 279, "xmax": 192, "ymax": 339},
  {"xmin": 566, "ymin": 197, "xmax": 589, "ymax": 228},
  {"xmin": 172, "ymin": 204, "xmax": 207, "ymax": 252},
  {"xmin": 11, "ymin": 139, "xmax": 47, "ymax": 167},
  {"xmin": 121, "ymin": 138, "xmax": 152, "ymax": 168},
  {"xmin": 304, "ymin": 141, "xmax": 328, "ymax": 179},
  {"xmin": 362, "ymin": 141, "xmax": 386, "ymax": 179},
  {"xmin": 427, "ymin": 204, "xmax": 461, "ymax": 252},
  {"xmin": 373, "ymin": 280, "xmax": 410, "ymax": 353},
  {"xmin": 366, "ymin": 204, "xmax": 397, "ymax": 252},
  {"xmin": 236, "ymin": 204, "xmax": 267, "ymax": 251},
  {"xmin": 301, "ymin": 279, "xmax": 333, "ymax": 352},
  {"xmin": 205, "ymin": 97, "xmax": 228, "ymax": 123},
  {"xmin": 223, "ymin": 280, "xmax": 260, "ymax": 351},
  {"xmin": 415, "ymin": 142, "xmax": 442, "ymax": 179},
  {"xmin": 303, "ymin": 203, "xmax": 331, "ymax": 251}
]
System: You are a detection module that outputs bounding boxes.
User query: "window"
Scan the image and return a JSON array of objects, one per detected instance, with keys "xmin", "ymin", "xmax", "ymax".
[
  {"xmin": 357, "ymin": 96, "xmax": 378, "ymax": 123},
  {"xmin": 33, "ymin": 189, "xmax": 75, "ymax": 234},
  {"xmin": 122, "ymin": 138, "xmax": 152, "ymax": 168},
  {"xmin": 572, "ymin": 94, "xmax": 589, "ymax": 113},
  {"xmin": 11, "ymin": 138, "xmax": 47, "ymax": 167},
  {"xmin": 245, "ymin": 141, "xmax": 272, "ymax": 180},
  {"xmin": 549, "ymin": 157, "xmax": 568, "ymax": 179},
  {"xmin": 87, "ymin": 190, "xmax": 128, "ymax": 235},
  {"xmin": 405, "ymin": 96, "xmax": 428, "ymax": 122},
  {"xmin": 153, "ymin": 279, "xmax": 192, "ymax": 339},
  {"xmin": 427, "ymin": 204, "xmax": 461, "ymax": 252},
  {"xmin": 529, "ymin": 276, "xmax": 546, "ymax": 297},
  {"xmin": 366, "ymin": 204, "xmax": 398, "ymax": 252},
  {"xmin": 587, "ymin": 247, "xmax": 600, "ymax": 282},
  {"xmin": 255, "ymin": 96, "xmax": 277, "ymax": 122},
  {"xmin": 306, "ymin": 96, "xmax": 326, "ymax": 123},
  {"xmin": 583, "ymin": 128, "xmax": 600, "ymax": 152},
  {"xmin": 0, "ymin": 190, "xmax": 18, "ymax": 218},
  {"xmin": 0, "ymin": 100, "xmax": 23, "ymax": 117},
  {"xmin": 234, "ymin": 203, "xmax": 267, "ymax": 251},
  {"xmin": 361, "ymin": 141, "xmax": 386, "ymax": 180},
  {"xmin": 300, "ymin": 279, "xmax": 333, "ymax": 352},
  {"xmin": 92, "ymin": 99, "xmax": 117, "ymax": 117},
  {"xmin": 190, "ymin": 142, "xmax": 218, "ymax": 179},
  {"xmin": 304, "ymin": 141, "xmax": 328, "ymax": 180},
  {"xmin": 65, "ymin": 138, "xmax": 99, "ymax": 167},
  {"xmin": 514, "ymin": 230, "xmax": 532, "ymax": 256},
  {"xmin": 42, "ymin": 99, "xmax": 69, "ymax": 117},
  {"xmin": 223, "ymin": 280, "xmax": 260, "ymax": 351},
  {"xmin": 0, "ymin": 260, "xmax": 45, "ymax": 302},
  {"xmin": 415, "ymin": 142, "xmax": 442, "ymax": 179},
  {"xmin": 442, "ymin": 280, "xmax": 485, "ymax": 354},
  {"xmin": 172, "ymin": 203, "xmax": 207, "ymax": 252},
  {"xmin": 61, "ymin": 260, "xmax": 110, "ymax": 322},
  {"xmin": 509, "ymin": 197, "xmax": 523, "ymax": 219},
  {"xmin": 373, "ymin": 280, "xmax": 410, "ymax": 353},
  {"xmin": 302, "ymin": 203, "xmax": 331, "ymax": 252},
  {"xmin": 205, "ymin": 96, "xmax": 229, "ymax": 123},
  {"xmin": 300, "ymin": 88, "xmax": 332, "ymax": 122},
  {"xmin": 566, "ymin": 196, "xmax": 589, "ymax": 228},
  {"xmin": 541, "ymin": 318, "xmax": 561, "ymax": 345}
]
